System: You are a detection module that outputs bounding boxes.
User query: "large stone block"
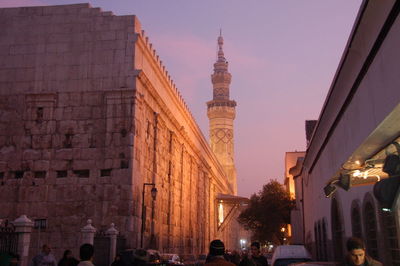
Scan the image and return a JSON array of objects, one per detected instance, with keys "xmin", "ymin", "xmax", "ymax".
[
  {"xmin": 98, "ymin": 31, "xmax": 116, "ymax": 41},
  {"xmin": 32, "ymin": 134, "xmax": 52, "ymax": 149},
  {"xmin": 58, "ymin": 120, "xmax": 78, "ymax": 133},
  {"xmin": 81, "ymin": 92, "xmax": 103, "ymax": 106},
  {"xmin": 72, "ymin": 106, "xmax": 92, "ymax": 120},
  {"xmin": 91, "ymin": 107, "xmax": 103, "ymax": 119},
  {"xmin": 0, "ymin": 161, "xmax": 6, "ymax": 171},
  {"xmin": 22, "ymin": 149, "xmax": 41, "ymax": 160},
  {"xmin": 33, "ymin": 160, "xmax": 50, "ymax": 170},
  {"xmin": 69, "ymin": 92, "xmax": 82, "ymax": 106},
  {"xmin": 54, "ymin": 149, "xmax": 73, "ymax": 160},
  {"xmin": 80, "ymin": 148, "xmax": 100, "ymax": 160},
  {"xmin": 72, "ymin": 159, "xmax": 95, "ymax": 170}
]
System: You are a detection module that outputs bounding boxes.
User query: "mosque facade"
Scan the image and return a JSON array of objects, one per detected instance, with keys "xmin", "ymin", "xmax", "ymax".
[{"xmin": 0, "ymin": 3, "xmax": 243, "ymax": 260}]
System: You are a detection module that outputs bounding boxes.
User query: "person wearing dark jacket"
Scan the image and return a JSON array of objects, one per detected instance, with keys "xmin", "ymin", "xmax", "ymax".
[
  {"xmin": 205, "ymin": 239, "xmax": 236, "ymax": 266},
  {"xmin": 58, "ymin": 250, "xmax": 79, "ymax": 266},
  {"xmin": 239, "ymin": 242, "xmax": 268, "ymax": 266},
  {"xmin": 343, "ymin": 237, "xmax": 382, "ymax": 266}
]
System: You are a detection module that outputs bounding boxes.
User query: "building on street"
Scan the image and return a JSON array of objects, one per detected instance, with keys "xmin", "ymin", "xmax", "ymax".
[
  {"xmin": 0, "ymin": 3, "xmax": 247, "ymax": 262},
  {"xmin": 290, "ymin": 1, "xmax": 400, "ymax": 264}
]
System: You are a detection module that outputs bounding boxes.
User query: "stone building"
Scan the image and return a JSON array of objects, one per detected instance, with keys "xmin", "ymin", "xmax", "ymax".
[{"xmin": 0, "ymin": 3, "xmax": 242, "ymax": 259}]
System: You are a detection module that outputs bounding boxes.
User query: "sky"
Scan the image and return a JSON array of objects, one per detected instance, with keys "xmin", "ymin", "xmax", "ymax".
[{"xmin": 0, "ymin": 0, "xmax": 363, "ymax": 197}]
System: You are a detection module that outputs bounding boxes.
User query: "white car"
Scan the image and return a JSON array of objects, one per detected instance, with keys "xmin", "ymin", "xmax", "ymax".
[{"xmin": 271, "ymin": 245, "xmax": 312, "ymax": 266}]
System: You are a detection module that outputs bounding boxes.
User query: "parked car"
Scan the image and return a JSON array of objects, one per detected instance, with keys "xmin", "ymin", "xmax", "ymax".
[
  {"xmin": 161, "ymin": 253, "xmax": 184, "ymax": 265},
  {"xmin": 271, "ymin": 245, "xmax": 312, "ymax": 266}
]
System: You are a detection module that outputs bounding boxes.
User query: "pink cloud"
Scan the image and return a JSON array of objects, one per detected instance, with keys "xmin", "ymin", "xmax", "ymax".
[{"xmin": 150, "ymin": 33, "xmax": 266, "ymax": 101}]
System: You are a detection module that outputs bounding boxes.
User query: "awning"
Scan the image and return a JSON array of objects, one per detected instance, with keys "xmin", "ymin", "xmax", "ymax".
[
  {"xmin": 215, "ymin": 194, "xmax": 249, "ymax": 232},
  {"xmin": 216, "ymin": 193, "xmax": 249, "ymax": 204}
]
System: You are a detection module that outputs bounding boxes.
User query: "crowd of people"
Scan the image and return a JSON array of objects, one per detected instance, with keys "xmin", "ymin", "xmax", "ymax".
[
  {"xmin": 1, "ymin": 236, "xmax": 381, "ymax": 266},
  {"xmin": 204, "ymin": 240, "xmax": 268, "ymax": 266},
  {"xmin": 29, "ymin": 243, "xmax": 94, "ymax": 266}
]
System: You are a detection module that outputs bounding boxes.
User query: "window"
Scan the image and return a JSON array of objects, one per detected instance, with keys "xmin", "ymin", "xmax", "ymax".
[
  {"xmin": 364, "ymin": 201, "xmax": 379, "ymax": 260},
  {"xmin": 321, "ymin": 219, "xmax": 328, "ymax": 260},
  {"xmin": 315, "ymin": 219, "xmax": 327, "ymax": 261},
  {"xmin": 331, "ymin": 198, "xmax": 344, "ymax": 260},
  {"xmin": 169, "ymin": 131, "xmax": 173, "ymax": 153},
  {"xmin": 73, "ymin": 170, "xmax": 90, "ymax": 178},
  {"xmin": 100, "ymin": 169, "xmax": 112, "ymax": 177},
  {"xmin": 57, "ymin": 171, "xmax": 67, "ymax": 178},
  {"xmin": 314, "ymin": 223, "xmax": 320, "ymax": 259},
  {"xmin": 63, "ymin": 133, "xmax": 73, "ymax": 148},
  {"xmin": 380, "ymin": 209, "xmax": 400, "ymax": 264},
  {"xmin": 351, "ymin": 204, "xmax": 363, "ymax": 239},
  {"xmin": 34, "ymin": 219, "xmax": 47, "ymax": 230},
  {"xmin": 14, "ymin": 171, "xmax": 24, "ymax": 179},
  {"xmin": 36, "ymin": 107, "xmax": 44, "ymax": 123},
  {"xmin": 34, "ymin": 171, "xmax": 46, "ymax": 179}
]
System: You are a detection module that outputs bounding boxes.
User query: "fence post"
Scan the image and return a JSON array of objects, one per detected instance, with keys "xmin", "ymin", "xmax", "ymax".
[
  {"xmin": 106, "ymin": 223, "xmax": 118, "ymax": 265},
  {"xmin": 13, "ymin": 215, "xmax": 34, "ymax": 266},
  {"xmin": 81, "ymin": 219, "xmax": 96, "ymax": 245}
]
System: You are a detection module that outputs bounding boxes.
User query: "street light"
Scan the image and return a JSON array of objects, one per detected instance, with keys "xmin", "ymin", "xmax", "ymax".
[
  {"xmin": 141, "ymin": 183, "xmax": 157, "ymax": 248},
  {"xmin": 240, "ymin": 239, "xmax": 246, "ymax": 250},
  {"xmin": 150, "ymin": 186, "xmax": 158, "ymax": 200}
]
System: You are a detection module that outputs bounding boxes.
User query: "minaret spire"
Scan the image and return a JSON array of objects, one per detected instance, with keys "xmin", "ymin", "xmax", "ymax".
[
  {"xmin": 207, "ymin": 32, "xmax": 237, "ymax": 194},
  {"xmin": 217, "ymin": 30, "xmax": 226, "ymax": 62}
]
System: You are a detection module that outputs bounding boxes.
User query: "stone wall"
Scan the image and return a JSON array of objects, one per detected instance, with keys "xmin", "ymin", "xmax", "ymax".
[{"xmin": 0, "ymin": 3, "xmax": 238, "ymax": 259}]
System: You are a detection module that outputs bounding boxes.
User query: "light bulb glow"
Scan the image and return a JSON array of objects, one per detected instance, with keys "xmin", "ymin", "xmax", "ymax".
[{"xmin": 352, "ymin": 170, "xmax": 361, "ymax": 177}]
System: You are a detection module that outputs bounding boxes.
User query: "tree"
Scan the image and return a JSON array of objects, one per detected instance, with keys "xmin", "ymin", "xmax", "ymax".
[{"xmin": 238, "ymin": 179, "xmax": 295, "ymax": 244}]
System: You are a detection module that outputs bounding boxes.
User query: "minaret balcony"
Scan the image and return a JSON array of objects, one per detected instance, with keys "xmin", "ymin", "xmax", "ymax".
[{"xmin": 207, "ymin": 100, "xmax": 236, "ymax": 108}]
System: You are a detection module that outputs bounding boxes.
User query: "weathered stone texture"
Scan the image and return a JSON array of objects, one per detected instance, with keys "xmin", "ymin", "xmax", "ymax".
[{"xmin": 0, "ymin": 3, "xmax": 237, "ymax": 260}]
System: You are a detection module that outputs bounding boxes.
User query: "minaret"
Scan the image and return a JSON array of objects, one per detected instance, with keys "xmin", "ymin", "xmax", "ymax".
[{"xmin": 207, "ymin": 32, "xmax": 237, "ymax": 194}]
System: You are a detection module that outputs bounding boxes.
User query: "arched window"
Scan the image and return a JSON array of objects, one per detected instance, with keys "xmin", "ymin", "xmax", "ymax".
[
  {"xmin": 380, "ymin": 209, "xmax": 400, "ymax": 264},
  {"xmin": 364, "ymin": 201, "xmax": 379, "ymax": 260},
  {"xmin": 351, "ymin": 203, "xmax": 362, "ymax": 239},
  {"xmin": 314, "ymin": 223, "xmax": 320, "ymax": 259},
  {"xmin": 331, "ymin": 198, "xmax": 344, "ymax": 260},
  {"xmin": 321, "ymin": 219, "xmax": 328, "ymax": 261},
  {"xmin": 317, "ymin": 221, "xmax": 322, "ymax": 260}
]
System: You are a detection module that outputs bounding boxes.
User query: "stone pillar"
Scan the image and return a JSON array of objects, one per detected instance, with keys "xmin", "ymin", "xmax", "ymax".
[
  {"xmin": 81, "ymin": 219, "xmax": 96, "ymax": 245},
  {"xmin": 106, "ymin": 223, "xmax": 118, "ymax": 264},
  {"xmin": 13, "ymin": 215, "xmax": 34, "ymax": 266}
]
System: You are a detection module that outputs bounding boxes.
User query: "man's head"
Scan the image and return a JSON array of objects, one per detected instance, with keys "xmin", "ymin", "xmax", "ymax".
[
  {"xmin": 250, "ymin": 242, "xmax": 261, "ymax": 257},
  {"xmin": 63, "ymin": 249, "xmax": 72, "ymax": 259},
  {"xmin": 42, "ymin": 245, "xmax": 51, "ymax": 255},
  {"xmin": 346, "ymin": 237, "xmax": 366, "ymax": 265},
  {"xmin": 209, "ymin": 239, "xmax": 225, "ymax": 256},
  {"xmin": 80, "ymin": 243, "xmax": 94, "ymax": 261}
]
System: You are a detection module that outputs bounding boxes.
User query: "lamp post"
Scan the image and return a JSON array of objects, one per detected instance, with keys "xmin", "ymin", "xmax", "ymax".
[{"xmin": 141, "ymin": 183, "xmax": 158, "ymax": 248}]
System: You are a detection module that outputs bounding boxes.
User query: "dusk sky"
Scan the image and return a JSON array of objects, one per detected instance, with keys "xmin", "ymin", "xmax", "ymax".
[{"xmin": 0, "ymin": 0, "xmax": 362, "ymax": 197}]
